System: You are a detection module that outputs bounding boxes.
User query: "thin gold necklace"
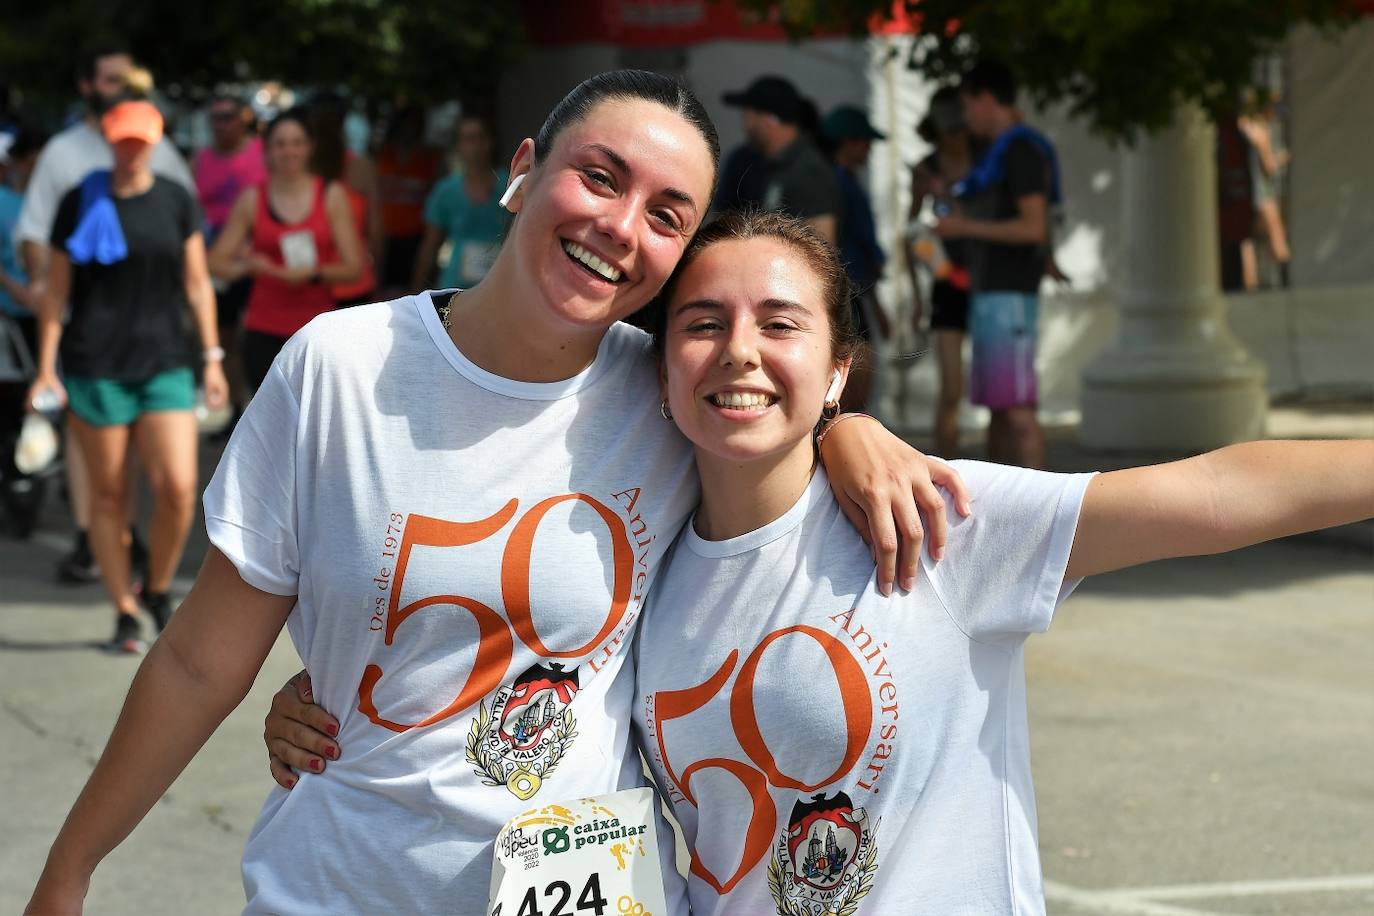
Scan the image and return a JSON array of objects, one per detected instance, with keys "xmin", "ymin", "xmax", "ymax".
[{"xmin": 438, "ymin": 291, "xmax": 459, "ymax": 330}]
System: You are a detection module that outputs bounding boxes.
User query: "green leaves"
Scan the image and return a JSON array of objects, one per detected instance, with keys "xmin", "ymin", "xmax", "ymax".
[
  {"xmin": 0, "ymin": 0, "xmax": 524, "ymax": 109},
  {"xmin": 6, "ymin": 0, "xmax": 1356, "ymax": 137},
  {"xmin": 738, "ymin": 0, "xmax": 1358, "ymax": 142}
]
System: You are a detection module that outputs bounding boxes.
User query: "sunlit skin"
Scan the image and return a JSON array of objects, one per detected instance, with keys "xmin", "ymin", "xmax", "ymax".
[
  {"xmin": 110, "ymin": 138, "xmax": 155, "ymax": 187},
  {"xmin": 209, "ymin": 101, "xmax": 248, "ymax": 153},
  {"xmin": 455, "ymin": 117, "xmax": 493, "ymax": 173},
  {"xmin": 741, "ymin": 108, "xmax": 770, "ymax": 150},
  {"xmin": 84, "ymin": 54, "xmax": 133, "ymax": 111},
  {"xmin": 265, "ymin": 121, "xmax": 312, "ymax": 179},
  {"xmin": 959, "ymin": 89, "xmax": 1010, "ymax": 141},
  {"xmin": 662, "ymin": 238, "xmax": 850, "ymax": 540},
  {"xmin": 457, "ymin": 98, "xmax": 715, "ymax": 379}
]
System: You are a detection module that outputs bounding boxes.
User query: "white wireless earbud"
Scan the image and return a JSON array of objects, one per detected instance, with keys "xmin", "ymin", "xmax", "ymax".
[
  {"xmin": 824, "ymin": 370, "xmax": 843, "ymax": 404},
  {"xmin": 498, "ymin": 173, "xmax": 526, "ymax": 210}
]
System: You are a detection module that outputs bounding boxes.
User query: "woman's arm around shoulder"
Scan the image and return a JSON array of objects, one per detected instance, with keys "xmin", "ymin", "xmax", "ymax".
[{"xmin": 1066, "ymin": 440, "xmax": 1374, "ymax": 580}]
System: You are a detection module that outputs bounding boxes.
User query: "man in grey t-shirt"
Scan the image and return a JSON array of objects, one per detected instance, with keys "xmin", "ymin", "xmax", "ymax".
[{"xmin": 722, "ymin": 76, "xmax": 840, "ymax": 245}]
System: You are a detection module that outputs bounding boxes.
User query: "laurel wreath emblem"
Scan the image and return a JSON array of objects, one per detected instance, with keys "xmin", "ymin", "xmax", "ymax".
[
  {"xmin": 766, "ymin": 827, "xmax": 879, "ymax": 916},
  {"xmin": 465, "ymin": 698, "xmax": 579, "ymax": 788}
]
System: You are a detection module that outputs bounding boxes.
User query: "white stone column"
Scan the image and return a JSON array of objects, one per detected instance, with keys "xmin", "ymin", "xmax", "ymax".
[{"xmin": 1080, "ymin": 105, "xmax": 1267, "ymax": 450}]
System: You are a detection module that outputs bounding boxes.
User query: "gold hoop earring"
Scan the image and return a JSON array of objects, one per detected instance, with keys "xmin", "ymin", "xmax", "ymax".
[{"xmin": 660, "ymin": 400, "xmax": 673, "ymax": 420}]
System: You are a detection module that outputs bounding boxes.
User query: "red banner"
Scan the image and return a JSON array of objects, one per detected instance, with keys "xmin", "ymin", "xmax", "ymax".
[{"xmin": 522, "ymin": 0, "xmax": 920, "ymax": 48}]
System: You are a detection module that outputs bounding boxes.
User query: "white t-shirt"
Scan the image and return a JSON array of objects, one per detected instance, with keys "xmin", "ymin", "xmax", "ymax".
[
  {"xmin": 14, "ymin": 120, "xmax": 194, "ymax": 247},
  {"xmin": 203, "ymin": 293, "xmax": 697, "ymax": 915},
  {"xmin": 635, "ymin": 462, "xmax": 1093, "ymax": 916}
]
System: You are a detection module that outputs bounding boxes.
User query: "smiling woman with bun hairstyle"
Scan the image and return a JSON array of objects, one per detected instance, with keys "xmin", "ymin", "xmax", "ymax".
[{"xmin": 27, "ymin": 71, "xmax": 966, "ymax": 916}]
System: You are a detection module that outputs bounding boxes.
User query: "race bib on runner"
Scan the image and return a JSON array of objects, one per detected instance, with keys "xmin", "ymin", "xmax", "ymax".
[
  {"xmin": 488, "ymin": 787, "xmax": 669, "ymax": 916},
  {"xmin": 279, "ymin": 230, "xmax": 319, "ymax": 270}
]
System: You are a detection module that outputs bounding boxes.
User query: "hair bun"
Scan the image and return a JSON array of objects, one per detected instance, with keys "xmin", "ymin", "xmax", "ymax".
[{"xmin": 123, "ymin": 66, "xmax": 154, "ymax": 97}]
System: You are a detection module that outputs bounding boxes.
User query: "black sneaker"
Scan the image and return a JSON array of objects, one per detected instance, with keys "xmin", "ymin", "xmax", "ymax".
[
  {"xmin": 109, "ymin": 614, "xmax": 146, "ymax": 654},
  {"xmin": 142, "ymin": 591, "xmax": 173, "ymax": 633},
  {"xmin": 57, "ymin": 531, "xmax": 101, "ymax": 584}
]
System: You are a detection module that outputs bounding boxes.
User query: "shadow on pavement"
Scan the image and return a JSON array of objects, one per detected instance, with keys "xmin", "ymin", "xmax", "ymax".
[{"xmin": 1076, "ymin": 536, "xmax": 1373, "ymax": 601}]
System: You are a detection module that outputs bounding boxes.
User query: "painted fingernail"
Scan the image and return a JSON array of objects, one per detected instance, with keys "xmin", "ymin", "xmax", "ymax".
[
  {"xmin": 325, "ymin": 723, "xmax": 338, "ymax": 737},
  {"xmin": 309, "ymin": 758, "xmax": 323, "ymax": 772},
  {"xmin": 324, "ymin": 745, "xmax": 338, "ymax": 760},
  {"xmin": 287, "ymin": 777, "xmax": 297, "ymax": 789},
  {"xmin": 901, "ymin": 577, "xmax": 915, "ymax": 592},
  {"xmin": 302, "ymin": 686, "xmax": 313, "ymax": 699}
]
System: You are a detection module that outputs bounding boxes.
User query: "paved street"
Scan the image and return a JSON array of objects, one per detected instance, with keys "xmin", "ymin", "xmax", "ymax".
[{"xmin": 2, "ymin": 407, "xmax": 1371, "ymax": 915}]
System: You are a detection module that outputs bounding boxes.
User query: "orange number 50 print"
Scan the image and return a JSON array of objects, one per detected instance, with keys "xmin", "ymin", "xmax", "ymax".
[
  {"xmin": 358, "ymin": 494, "xmax": 632, "ymax": 733},
  {"xmin": 652, "ymin": 625, "xmax": 873, "ymax": 894}
]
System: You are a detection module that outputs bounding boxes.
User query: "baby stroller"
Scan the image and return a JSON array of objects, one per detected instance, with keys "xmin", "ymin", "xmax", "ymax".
[{"xmin": 0, "ymin": 313, "xmax": 61, "ymax": 538}]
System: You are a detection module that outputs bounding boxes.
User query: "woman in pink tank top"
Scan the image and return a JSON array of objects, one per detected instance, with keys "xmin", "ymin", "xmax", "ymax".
[{"xmin": 208, "ymin": 111, "xmax": 361, "ymax": 391}]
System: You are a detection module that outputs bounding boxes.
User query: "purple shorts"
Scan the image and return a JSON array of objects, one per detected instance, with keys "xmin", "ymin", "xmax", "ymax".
[{"xmin": 969, "ymin": 291, "xmax": 1038, "ymax": 410}]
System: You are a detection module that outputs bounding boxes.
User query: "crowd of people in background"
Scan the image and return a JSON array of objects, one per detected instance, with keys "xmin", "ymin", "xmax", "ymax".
[
  {"xmin": 713, "ymin": 63, "xmax": 1061, "ymax": 469},
  {"xmin": 4, "ymin": 36, "xmax": 1088, "ymax": 651},
  {"xmin": 24, "ymin": 60, "xmax": 223, "ymax": 653},
  {"xmin": 1, "ymin": 39, "xmax": 514, "ymax": 651},
  {"xmin": 0, "ymin": 41, "xmax": 1077, "ymax": 650}
]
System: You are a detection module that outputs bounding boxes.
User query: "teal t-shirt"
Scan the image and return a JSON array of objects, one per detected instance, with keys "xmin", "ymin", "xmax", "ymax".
[
  {"xmin": 0, "ymin": 185, "xmax": 27, "ymax": 316},
  {"xmin": 423, "ymin": 169, "xmax": 507, "ymax": 289}
]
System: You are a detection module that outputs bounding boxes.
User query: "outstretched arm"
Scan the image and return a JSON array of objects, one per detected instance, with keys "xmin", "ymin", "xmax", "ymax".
[
  {"xmin": 27, "ymin": 549, "xmax": 295, "ymax": 914},
  {"xmin": 1067, "ymin": 440, "xmax": 1374, "ymax": 580}
]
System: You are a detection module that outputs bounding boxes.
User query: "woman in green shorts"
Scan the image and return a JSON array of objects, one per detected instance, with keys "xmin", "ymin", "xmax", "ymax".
[{"xmin": 27, "ymin": 91, "xmax": 227, "ymax": 653}]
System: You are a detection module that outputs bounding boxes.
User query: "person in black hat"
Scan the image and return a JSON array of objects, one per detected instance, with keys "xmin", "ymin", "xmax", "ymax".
[
  {"xmin": 823, "ymin": 104, "xmax": 890, "ymax": 412},
  {"xmin": 722, "ymin": 75, "xmax": 840, "ymax": 244}
]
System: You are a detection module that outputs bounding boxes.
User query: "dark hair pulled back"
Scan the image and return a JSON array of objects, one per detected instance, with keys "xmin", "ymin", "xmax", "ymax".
[
  {"xmin": 265, "ymin": 109, "xmax": 312, "ymax": 143},
  {"xmin": 534, "ymin": 70, "xmax": 721, "ymax": 179}
]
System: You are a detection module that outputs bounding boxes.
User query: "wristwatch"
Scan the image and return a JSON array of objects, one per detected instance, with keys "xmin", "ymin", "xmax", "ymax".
[{"xmin": 203, "ymin": 346, "xmax": 226, "ymax": 362}]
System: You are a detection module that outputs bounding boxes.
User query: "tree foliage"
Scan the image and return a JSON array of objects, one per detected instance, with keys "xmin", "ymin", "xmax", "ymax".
[
  {"xmin": 741, "ymin": 0, "xmax": 1361, "ymax": 140},
  {"xmin": 0, "ymin": 0, "xmax": 524, "ymax": 110},
  {"xmin": 4, "ymin": 0, "xmax": 1360, "ymax": 138}
]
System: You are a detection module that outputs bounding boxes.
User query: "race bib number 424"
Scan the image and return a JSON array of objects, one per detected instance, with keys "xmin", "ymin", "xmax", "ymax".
[{"xmin": 488, "ymin": 787, "xmax": 671, "ymax": 916}]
